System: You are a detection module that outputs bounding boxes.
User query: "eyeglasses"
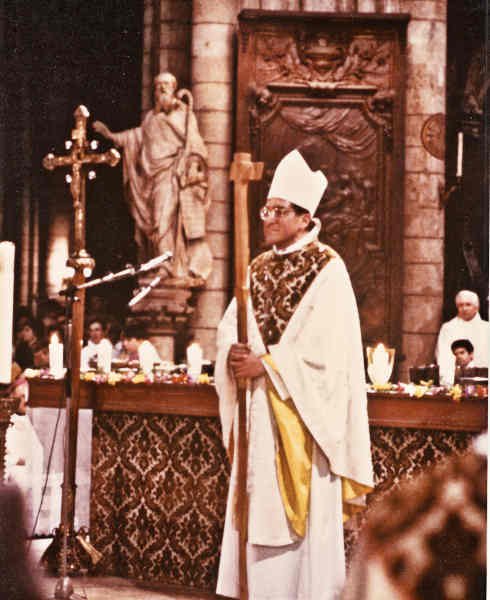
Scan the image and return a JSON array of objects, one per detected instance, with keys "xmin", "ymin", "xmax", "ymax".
[{"xmin": 259, "ymin": 206, "xmax": 295, "ymax": 221}]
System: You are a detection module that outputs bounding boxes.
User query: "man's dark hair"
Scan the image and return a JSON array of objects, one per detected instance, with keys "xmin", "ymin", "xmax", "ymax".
[
  {"xmin": 122, "ymin": 324, "xmax": 147, "ymax": 340},
  {"xmin": 451, "ymin": 338, "xmax": 474, "ymax": 354},
  {"xmin": 87, "ymin": 317, "xmax": 106, "ymax": 330},
  {"xmin": 291, "ymin": 204, "xmax": 315, "ymax": 231}
]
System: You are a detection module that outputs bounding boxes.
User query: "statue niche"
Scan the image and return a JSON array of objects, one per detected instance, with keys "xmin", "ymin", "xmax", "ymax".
[{"xmin": 237, "ymin": 10, "xmax": 408, "ymax": 349}]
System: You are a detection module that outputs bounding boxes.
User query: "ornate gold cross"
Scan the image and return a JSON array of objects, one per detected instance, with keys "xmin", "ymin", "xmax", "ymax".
[
  {"xmin": 42, "ymin": 105, "xmax": 120, "ymax": 537},
  {"xmin": 43, "ymin": 105, "xmax": 120, "ymax": 267}
]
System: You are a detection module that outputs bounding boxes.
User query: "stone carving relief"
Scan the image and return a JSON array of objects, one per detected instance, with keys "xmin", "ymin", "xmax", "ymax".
[
  {"xmin": 254, "ymin": 31, "xmax": 394, "ymax": 89},
  {"xmin": 250, "ymin": 100, "xmax": 387, "ymax": 339},
  {"xmin": 238, "ymin": 13, "xmax": 407, "ymax": 347},
  {"xmin": 317, "ymin": 173, "xmax": 387, "ymax": 339}
]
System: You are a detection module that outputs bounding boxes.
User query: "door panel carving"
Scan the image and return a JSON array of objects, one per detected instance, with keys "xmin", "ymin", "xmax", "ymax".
[{"xmin": 237, "ymin": 10, "xmax": 408, "ymax": 348}]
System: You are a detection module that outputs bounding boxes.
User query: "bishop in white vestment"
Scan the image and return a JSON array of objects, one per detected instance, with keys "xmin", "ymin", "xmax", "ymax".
[{"xmin": 215, "ymin": 150, "xmax": 374, "ymax": 600}]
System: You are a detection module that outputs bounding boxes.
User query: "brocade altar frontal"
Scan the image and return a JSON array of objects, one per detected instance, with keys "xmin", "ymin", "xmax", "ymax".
[
  {"xmin": 89, "ymin": 416, "xmax": 477, "ymax": 592},
  {"xmin": 25, "ymin": 380, "xmax": 485, "ymax": 591},
  {"xmin": 90, "ymin": 411, "xmax": 230, "ymax": 590}
]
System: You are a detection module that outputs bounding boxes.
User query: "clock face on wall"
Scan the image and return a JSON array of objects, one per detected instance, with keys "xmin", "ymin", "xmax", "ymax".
[{"xmin": 421, "ymin": 113, "xmax": 445, "ymax": 160}]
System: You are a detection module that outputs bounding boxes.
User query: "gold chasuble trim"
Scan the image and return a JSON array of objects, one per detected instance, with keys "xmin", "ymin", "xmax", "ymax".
[
  {"xmin": 266, "ymin": 378, "xmax": 313, "ymax": 538},
  {"xmin": 262, "ymin": 354, "xmax": 372, "ymax": 532},
  {"xmin": 341, "ymin": 478, "xmax": 373, "ymax": 523}
]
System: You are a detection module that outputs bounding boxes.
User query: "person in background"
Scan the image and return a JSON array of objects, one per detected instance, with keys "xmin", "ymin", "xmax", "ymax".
[
  {"xmin": 451, "ymin": 338, "xmax": 475, "ymax": 383},
  {"xmin": 14, "ymin": 305, "xmax": 33, "ymax": 335},
  {"xmin": 32, "ymin": 340, "xmax": 50, "ymax": 370},
  {"xmin": 0, "ymin": 484, "xmax": 43, "ymax": 600},
  {"xmin": 14, "ymin": 320, "xmax": 42, "ymax": 371},
  {"xmin": 122, "ymin": 324, "xmax": 161, "ymax": 369},
  {"xmin": 435, "ymin": 290, "xmax": 489, "ymax": 385},
  {"xmin": 81, "ymin": 318, "xmax": 113, "ymax": 371},
  {"xmin": 37, "ymin": 299, "xmax": 65, "ymax": 339},
  {"xmin": 343, "ymin": 433, "xmax": 486, "ymax": 600}
]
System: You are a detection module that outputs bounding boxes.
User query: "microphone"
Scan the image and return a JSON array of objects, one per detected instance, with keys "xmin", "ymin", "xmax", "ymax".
[
  {"xmin": 139, "ymin": 251, "xmax": 173, "ymax": 273},
  {"xmin": 128, "ymin": 275, "xmax": 162, "ymax": 308}
]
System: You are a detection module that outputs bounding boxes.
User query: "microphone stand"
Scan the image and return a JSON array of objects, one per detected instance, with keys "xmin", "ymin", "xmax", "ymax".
[{"xmin": 45, "ymin": 252, "xmax": 172, "ymax": 599}]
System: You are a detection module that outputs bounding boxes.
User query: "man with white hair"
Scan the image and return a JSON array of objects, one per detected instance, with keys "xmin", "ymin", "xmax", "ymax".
[
  {"xmin": 435, "ymin": 290, "xmax": 489, "ymax": 385},
  {"xmin": 215, "ymin": 149, "xmax": 373, "ymax": 599}
]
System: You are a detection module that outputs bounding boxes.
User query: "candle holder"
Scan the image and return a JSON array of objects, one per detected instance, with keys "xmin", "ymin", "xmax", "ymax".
[
  {"xmin": 366, "ymin": 343, "xmax": 395, "ymax": 387},
  {"xmin": 438, "ymin": 176, "xmax": 462, "ymax": 207}
]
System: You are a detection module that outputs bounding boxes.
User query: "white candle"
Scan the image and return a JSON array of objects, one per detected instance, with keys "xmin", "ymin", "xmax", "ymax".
[
  {"xmin": 186, "ymin": 342, "xmax": 203, "ymax": 380},
  {"xmin": 368, "ymin": 343, "xmax": 394, "ymax": 385},
  {"xmin": 97, "ymin": 346, "xmax": 112, "ymax": 374},
  {"xmin": 49, "ymin": 332, "xmax": 64, "ymax": 378},
  {"xmin": 0, "ymin": 242, "xmax": 15, "ymax": 384},
  {"xmin": 456, "ymin": 131, "xmax": 463, "ymax": 178}
]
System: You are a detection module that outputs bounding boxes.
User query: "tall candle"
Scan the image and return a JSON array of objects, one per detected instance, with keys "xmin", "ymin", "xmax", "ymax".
[
  {"xmin": 456, "ymin": 131, "xmax": 463, "ymax": 178},
  {"xmin": 186, "ymin": 342, "xmax": 203, "ymax": 380},
  {"xmin": 49, "ymin": 332, "xmax": 64, "ymax": 379},
  {"xmin": 0, "ymin": 242, "xmax": 15, "ymax": 384},
  {"xmin": 98, "ymin": 345, "xmax": 112, "ymax": 374}
]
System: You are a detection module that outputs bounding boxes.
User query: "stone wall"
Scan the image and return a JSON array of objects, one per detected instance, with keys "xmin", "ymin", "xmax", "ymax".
[{"xmin": 142, "ymin": 0, "xmax": 447, "ymax": 370}]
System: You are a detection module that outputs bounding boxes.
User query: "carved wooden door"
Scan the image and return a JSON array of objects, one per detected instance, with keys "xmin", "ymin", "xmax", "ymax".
[{"xmin": 236, "ymin": 10, "xmax": 408, "ymax": 349}]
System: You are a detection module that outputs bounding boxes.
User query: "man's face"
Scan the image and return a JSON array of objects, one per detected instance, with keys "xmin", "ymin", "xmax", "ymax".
[
  {"xmin": 456, "ymin": 299, "xmax": 478, "ymax": 321},
  {"xmin": 19, "ymin": 324, "xmax": 36, "ymax": 344},
  {"xmin": 34, "ymin": 348, "xmax": 49, "ymax": 369},
  {"xmin": 154, "ymin": 74, "xmax": 176, "ymax": 113},
  {"xmin": 88, "ymin": 322, "xmax": 104, "ymax": 344},
  {"xmin": 261, "ymin": 198, "xmax": 310, "ymax": 249},
  {"xmin": 123, "ymin": 337, "xmax": 139, "ymax": 355},
  {"xmin": 453, "ymin": 347, "xmax": 473, "ymax": 368}
]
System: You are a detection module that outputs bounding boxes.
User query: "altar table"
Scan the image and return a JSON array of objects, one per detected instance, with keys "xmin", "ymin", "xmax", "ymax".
[{"xmin": 27, "ymin": 379, "xmax": 486, "ymax": 592}]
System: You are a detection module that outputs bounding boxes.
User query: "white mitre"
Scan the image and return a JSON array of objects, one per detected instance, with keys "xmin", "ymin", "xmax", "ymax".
[{"xmin": 267, "ymin": 149, "xmax": 328, "ymax": 215}]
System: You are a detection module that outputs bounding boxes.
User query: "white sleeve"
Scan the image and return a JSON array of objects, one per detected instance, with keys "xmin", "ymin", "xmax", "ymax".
[
  {"xmin": 261, "ymin": 359, "xmax": 289, "ymax": 400},
  {"xmin": 80, "ymin": 346, "xmax": 89, "ymax": 372},
  {"xmin": 435, "ymin": 324, "xmax": 455, "ymax": 385}
]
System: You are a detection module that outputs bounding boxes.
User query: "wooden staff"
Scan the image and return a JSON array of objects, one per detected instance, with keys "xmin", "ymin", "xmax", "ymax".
[{"xmin": 229, "ymin": 153, "xmax": 263, "ymax": 600}]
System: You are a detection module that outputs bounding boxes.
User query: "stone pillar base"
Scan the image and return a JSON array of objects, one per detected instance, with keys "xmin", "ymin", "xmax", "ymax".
[{"xmin": 128, "ymin": 276, "xmax": 202, "ymax": 362}]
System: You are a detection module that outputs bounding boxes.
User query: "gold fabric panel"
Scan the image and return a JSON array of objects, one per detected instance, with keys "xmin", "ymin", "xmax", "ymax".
[{"xmin": 263, "ymin": 354, "xmax": 372, "ymax": 532}]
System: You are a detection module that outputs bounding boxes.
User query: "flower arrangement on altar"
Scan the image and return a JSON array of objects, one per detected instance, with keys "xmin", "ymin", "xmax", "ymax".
[{"xmin": 23, "ymin": 366, "xmax": 212, "ymax": 386}]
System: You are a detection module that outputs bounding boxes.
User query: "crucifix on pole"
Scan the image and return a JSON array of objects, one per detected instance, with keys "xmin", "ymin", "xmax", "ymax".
[{"xmin": 42, "ymin": 105, "xmax": 120, "ymax": 579}]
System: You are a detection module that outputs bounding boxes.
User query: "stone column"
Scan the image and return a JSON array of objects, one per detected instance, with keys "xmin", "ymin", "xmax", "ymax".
[
  {"xmin": 142, "ymin": 0, "xmax": 192, "ymax": 113},
  {"xmin": 399, "ymin": 0, "xmax": 447, "ymax": 379},
  {"xmin": 188, "ymin": 1, "xmax": 238, "ymax": 360}
]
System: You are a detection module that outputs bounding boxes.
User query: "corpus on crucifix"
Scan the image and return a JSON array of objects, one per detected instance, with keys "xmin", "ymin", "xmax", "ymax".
[{"xmin": 41, "ymin": 105, "xmax": 120, "ymax": 580}]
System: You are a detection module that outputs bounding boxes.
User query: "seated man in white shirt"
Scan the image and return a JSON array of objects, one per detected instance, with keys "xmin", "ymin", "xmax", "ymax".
[
  {"xmin": 122, "ymin": 324, "xmax": 161, "ymax": 373},
  {"xmin": 451, "ymin": 338, "xmax": 475, "ymax": 383},
  {"xmin": 81, "ymin": 318, "xmax": 113, "ymax": 372},
  {"xmin": 435, "ymin": 290, "xmax": 489, "ymax": 385}
]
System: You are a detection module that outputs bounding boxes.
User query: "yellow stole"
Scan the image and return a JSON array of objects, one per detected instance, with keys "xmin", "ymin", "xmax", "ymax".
[{"xmin": 263, "ymin": 355, "xmax": 372, "ymax": 538}]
